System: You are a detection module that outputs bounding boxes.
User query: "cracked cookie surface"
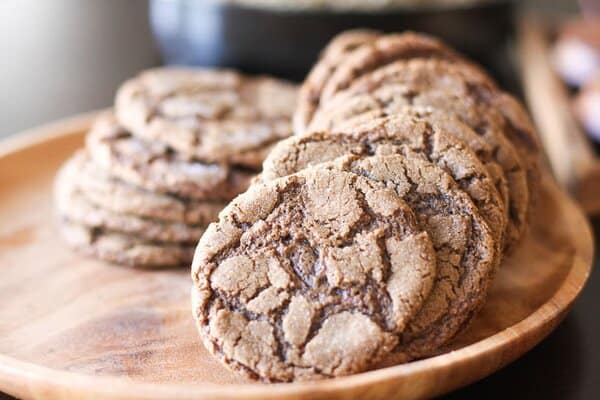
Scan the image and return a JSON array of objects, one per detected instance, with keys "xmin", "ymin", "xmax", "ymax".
[
  {"xmin": 115, "ymin": 67, "xmax": 297, "ymax": 168},
  {"xmin": 311, "ymin": 103, "xmax": 510, "ymax": 222},
  {"xmin": 192, "ymin": 168, "xmax": 436, "ymax": 382},
  {"xmin": 319, "ymin": 153, "xmax": 496, "ymax": 360},
  {"xmin": 314, "ymin": 59, "xmax": 533, "ymax": 249},
  {"xmin": 262, "ymin": 114, "xmax": 506, "ymax": 259},
  {"xmin": 86, "ymin": 113, "xmax": 253, "ymax": 201}
]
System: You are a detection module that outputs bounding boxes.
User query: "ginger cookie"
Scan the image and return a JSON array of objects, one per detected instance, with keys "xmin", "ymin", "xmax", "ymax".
[
  {"xmin": 320, "ymin": 153, "xmax": 496, "ymax": 360},
  {"xmin": 86, "ymin": 113, "xmax": 253, "ymax": 201},
  {"xmin": 315, "ymin": 58, "xmax": 532, "ymax": 249},
  {"xmin": 60, "ymin": 219, "xmax": 194, "ymax": 269},
  {"xmin": 318, "ymin": 32, "xmax": 465, "ymax": 106},
  {"xmin": 115, "ymin": 67, "xmax": 297, "ymax": 168},
  {"xmin": 261, "ymin": 115, "xmax": 506, "ymax": 257},
  {"xmin": 310, "ymin": 102, "xmax": 510, "ymax": 212},
  {"xmin": 192, "ymin": 167, "xmax": 436, "ymax": 381},
  {"xmin": 71, "ymin": 151, "xmax": 224, "ymax": 225},
  {"xmin": 293, "ymin": 29, "xmax": 381, "ymax": 134},
  {"xmin": 55, "ymin": 156, "xmax": 206, "ymax": 244}
]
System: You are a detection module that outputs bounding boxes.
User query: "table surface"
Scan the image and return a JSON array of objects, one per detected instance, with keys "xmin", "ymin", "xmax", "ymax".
[{"xmin": 0, "ymin": 1, "xmax": 597, "ymax": 399}]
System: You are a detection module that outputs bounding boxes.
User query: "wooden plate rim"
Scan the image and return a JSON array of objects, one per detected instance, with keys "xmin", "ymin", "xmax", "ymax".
[{"xmin": 0, "ymin": 113, "xmax": 594, "ymax": 399}]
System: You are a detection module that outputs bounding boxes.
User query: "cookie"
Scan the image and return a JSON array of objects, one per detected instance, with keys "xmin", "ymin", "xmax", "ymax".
[
  {"xmin": 86, "ymin": 113, "xmax": 253, "ymax": 201},
  {"xmin": 320, "ymin": 153, "xmax": 496, "ymax": 360},
  {"xmin": 310, "ymin": 102, "xmax": 510, "ymax": 211},
  {"xmin": 315, "ymin": 59, "xmax": 532, "ymax": 249},
  {"xmin": 115, "ymin": 67, "xmax": 297, "ymax": 168},
  {"xmin": 55, "ymin": 155, "xmax": 206, "ymax": 244},
  {"xmin": 60, "ymin": 219, "xmax": 194, "ymax": 269},
  {"xmin": 293, "ymin": 29, "xmax": 381, "ymax": 134},
  {"xmin": 318, "ymin": 32, "xmax": 465, "ymax": 106},
  {"xmin": 72, "ymin": 151, "xmax": 225, "ymax": 225},
  {"xmin": 192, "ymin": 167, "xmax": 437, "ymax": 381},
  {"xmin": 262, "ymin": 115, "xmax": 506, "ymax": 256}
]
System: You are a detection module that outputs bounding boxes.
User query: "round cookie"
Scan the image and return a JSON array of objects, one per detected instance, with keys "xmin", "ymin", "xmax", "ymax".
[
  {"xmin": 60, "ymin": 219, "xmax": 194, "ymax": 269},
  {"xmin": 86, "ymin": 113, "xmax": 253, "ymax": 201},
  {"xmin": 320, "ymin": 153, "xmax": 496, "ymax": 360},
  {"xmin": 262, "ymin": 115, "xmax": 506, "ymax": 257},
  {"xmin": 72, "ymin": 151, "xmax": 225, "ymax": 225},
  {"xmin": 318, "ymin": 32, "xmax": 465, "ymax": 106},
  {"xmin": 313, "ymin": 59, "xmax": 533, "ymax": 249},
  {"xmin": 310, "ymin": 102, "xmax": 510, "ymax": 211},
  {"xmin": 55, "ymin": 156, "xmax": 206, "ymax": 244},
  {"xmin": 192, "ymin": 167, "xmax": 437, "ymax": 382},
  {"xmin": 293, "ymin": 29, "xmax": 381, "ymax": 134},
  {"xmin": 115, "ymin": 67, "xmax": 297, "ymax": 168}
]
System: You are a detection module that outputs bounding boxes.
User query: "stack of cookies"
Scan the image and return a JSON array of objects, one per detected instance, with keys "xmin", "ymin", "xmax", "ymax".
[
  {"xmin": 55, "ymin": 67, "xmax": 297, "ymax": 268},
  {"xmin": 191, "ymin": 31, "xmax": 540, "ymax": 382}
]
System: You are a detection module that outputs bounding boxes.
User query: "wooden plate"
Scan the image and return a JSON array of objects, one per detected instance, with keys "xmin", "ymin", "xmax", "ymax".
[{"xmin": 0, "ymin": 114, "xmax": 594, "ymax": 400}]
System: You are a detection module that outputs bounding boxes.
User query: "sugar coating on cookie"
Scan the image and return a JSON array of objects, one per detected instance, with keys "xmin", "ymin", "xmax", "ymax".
[
  {"xmin": 192, "ymin": 168, "xmax": 436, "ymax": 382},
  {"xmin": 115, "ymin": 67, "xmax": 298, "ymax": 167}
]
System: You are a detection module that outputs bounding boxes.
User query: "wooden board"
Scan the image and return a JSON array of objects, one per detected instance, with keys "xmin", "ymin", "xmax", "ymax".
[
  {"xmin": 0, "ymin": 113, "xmax": 594, "ymax": 400},
  {"xmin": 517, "ymin": 15, "xmax": 600, "ymax": 215}
]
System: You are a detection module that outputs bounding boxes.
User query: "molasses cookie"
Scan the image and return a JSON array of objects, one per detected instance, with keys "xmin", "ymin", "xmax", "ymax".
[
  {"xmin": 320, "ymin": 153, "xmax": 496, "ymax": 360},
  {"xmin": 60, "ymin": 219, "xmax": 194, "ymax": 269},
  {"xmin": 72, "ymin": 151, "xmax": 224, "ymax": 225},
  {"xmin": 314, "ymin": 59, "xmax": 533, "ymax": 249},
  {"xmin": 86, "ymin": 113, "xmax": 253, "ymax": 201},
  {"xmin": 318, "ymin": 32, "xmax": 465, "ymax": 105},
  {"xmin": 115, "ymin": 67, "xmax": 297, "ymax": 168},
  {"xmin": 55, "ymin": 156, "xmax": 205, "ymax": 244},
  {"xmin": 310, "ymin": 102, "xmax": 510, "ymax": 211},
  {"xmin": 192, "ymin": 167, "xmax": 437, "ymax": 381},
  {"xmin": 262, "ymin": 115, "xmax": 506, "ymax": 255}
]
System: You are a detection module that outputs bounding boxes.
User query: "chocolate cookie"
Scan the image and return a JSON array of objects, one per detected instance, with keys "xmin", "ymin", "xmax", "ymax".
[
  {"xmin": 262, "ymin": 115, "xmax": 506, "ymax": 256},
  {"xmin": 320, "ymin": 153, "xmax": 496, "ymax": 360},
  {"xmin": 115, "ymin": 67, "xmax": 297, "ymax": 168},
  {"xmin": 60, "ymin": 219, "xmax": 194, "ymax": 269},
  {"xmin": 293, "ymin": 29, "xmax": 381, "ymax": 134},
  {"xmin": 314, "ymin": 59, "xmax": 533, "ymax": 249},
  {"xmin": 71, "ymin": 151, "xmax": 224, "ymax": 225},
  {"xmin": 86, "ymin": 113, "xmax": 253, "ymax": 201},
  {"xmin": 192, "ymin": 167, "xmax": 437, "ymax": 381},
  {"xmin": 55, "ymin": 155, "xmax": 206, "ymax": 244}
]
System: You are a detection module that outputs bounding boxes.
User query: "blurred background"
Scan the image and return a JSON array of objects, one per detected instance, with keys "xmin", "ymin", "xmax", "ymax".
[{"xmin": 0, "ymin": 0, "xmax": 578, "ymax": 138}]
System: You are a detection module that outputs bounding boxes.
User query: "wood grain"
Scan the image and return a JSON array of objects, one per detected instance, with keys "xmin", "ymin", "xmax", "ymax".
[
  {"xmin": 518, "ymin": 15, "xmax": 600, "ymax": 215},
  {"xmin": 0, "ymin": 114, "xmax": 594, "ymax": 400}
]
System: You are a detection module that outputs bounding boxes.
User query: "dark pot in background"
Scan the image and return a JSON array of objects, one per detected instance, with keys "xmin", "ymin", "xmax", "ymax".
[{"xmin": 150, "ymin": 0, "xmax": 515, "ymax": 83}]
